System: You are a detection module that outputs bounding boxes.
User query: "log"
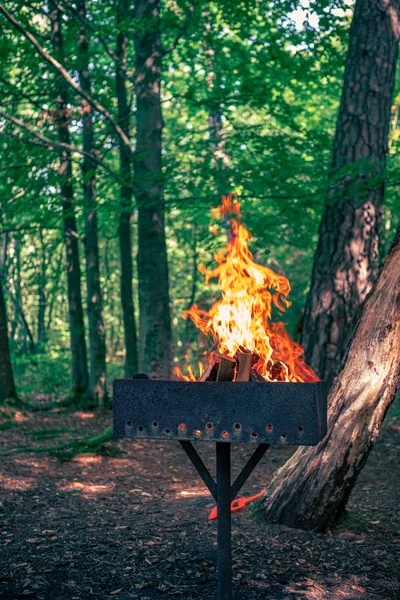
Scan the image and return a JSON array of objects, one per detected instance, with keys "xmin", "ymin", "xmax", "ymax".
[
  {"xmin": 216, "ymin": 355, "xmax": 236, "ymax": 382},
  {"xmin": 261, "ymin": 223, "xmax": 400, "ymax": 531},
  {"xmin": 200, "ymin": 360, "xmax": 220, "ymax": 382},
  {"xmin": 236, "ymin": 352, "xmax": 253, "ymax": 381},
  {"xmin": 250, "ymin": 369, "xmax": 266, "ymax": 382}
]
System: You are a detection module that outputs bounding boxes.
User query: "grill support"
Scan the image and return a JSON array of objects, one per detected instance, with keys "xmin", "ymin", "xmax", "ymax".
[
  {"xmin": 179, "ymin": 439, "xmax": 270, "ymax": 600},
  {"xmin": 217, "ymin": 442, "xmax": 232, "ymax": 600}
]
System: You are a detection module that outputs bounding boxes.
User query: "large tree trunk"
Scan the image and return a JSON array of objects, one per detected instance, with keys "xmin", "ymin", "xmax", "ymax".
[
  {"xmin": 116, "ymin": 0, "xmax": 138, "ymax": 377},
  {"xmin": 50, "ymin": 5, "xmax": 89, "ymax": 400},
  {"xmin": 77, "ymin": 0, "xmax": 107, "ymax": 405},
  {"xmin": 261, "ymin": 222, "xmax": 400, "ymax": 532},
  {"xmin": 302, "ymin": 0, "xmax": 400, "ymax": 386},
  {"xmin": 133, "ymin": 0, "xmax": 172, "ymax": 377}
]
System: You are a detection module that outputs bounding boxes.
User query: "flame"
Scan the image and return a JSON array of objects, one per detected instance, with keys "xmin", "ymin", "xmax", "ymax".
[
  {"xmin": 174, "ymin": 362, "xmax": 204, "ymax": 381},
  {"xmin": 178, "ymin": 194, "xmax": 318, "ymax": 383}
]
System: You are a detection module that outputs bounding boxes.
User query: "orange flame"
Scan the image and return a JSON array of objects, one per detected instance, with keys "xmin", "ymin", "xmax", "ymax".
[{"xmin": 178, "ymin": 194, "xmax": 318, "ymax": 383}]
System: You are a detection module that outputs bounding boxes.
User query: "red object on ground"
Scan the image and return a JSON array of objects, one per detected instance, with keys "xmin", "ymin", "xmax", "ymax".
[{"xmin": 208, "ymin": 492, "xmax": 263, "ymax": 520}]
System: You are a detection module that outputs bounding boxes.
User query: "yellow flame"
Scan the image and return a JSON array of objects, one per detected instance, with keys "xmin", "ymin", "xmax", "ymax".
[{"xmin": 179, "ymin": 194, "xmax": 318, "ymax": 383}]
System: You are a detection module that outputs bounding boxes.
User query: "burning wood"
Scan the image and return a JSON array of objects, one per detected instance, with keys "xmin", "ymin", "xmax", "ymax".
[
  {"xmin": 175, "ymin": 194, "xmax": 319, "ymax": 383},
  {"xmin": 236, "ymin": 352, "xmax": 253, "ymax": 382}
]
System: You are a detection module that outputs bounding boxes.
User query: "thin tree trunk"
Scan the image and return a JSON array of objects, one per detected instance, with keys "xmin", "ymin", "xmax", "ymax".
[
  {"xmin": 45, "ymin": 244, "xmax": 64, "ymax": 334},
  {"xmin": 77, "ymin": 0, "xmax": 107, "ymax": 404},
  {"xmin": 208, "ymin": 110, "xmax": 229, "ymax": 196},
  {"xmin": 183, "ymin": 226, "xmax": 198, "ymax": 349},
  {"xmin": 0, "ymin": 279, "xmax": 17, "ymax": 403},
  {"xmin": 37, "ymin": 230, "xmax": 47, "ymax": 346},
  {"xmin": 302, "ymin": 0, "xmax": 400, "ymax": 386},
  {"xmin": 50, "ymin": 4, "xmax": 89, "ymax": 399},
  {"xmin": 0, "ymin": 233, "xmax": 17, "ymax": 403},
  {"xmin": 13, "ymin": 238, "xmax": 35, "ymax": 353},
  {"xmin": 133, "ymin": 0, "xmax": 172, "ymax": 376},
  {"xmin": 262, "ymin": 222, "xmax": 400, "ymax": 532},
  {"xmin": 12, "ymin": 240, "xmax": 36, "ymax": 354},
  {"xmin": 116, "ymin": 0, "xmax": 138, "ymax": 377},
  {"xmin": 203, "ymin": 26, "xmax": 230, "ymax": 197}
]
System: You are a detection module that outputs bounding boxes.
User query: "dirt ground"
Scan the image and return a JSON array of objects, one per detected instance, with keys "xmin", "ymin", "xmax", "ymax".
[{"xmin": 0, "ymin": 405, "xmax": 399, "ymax": 600}]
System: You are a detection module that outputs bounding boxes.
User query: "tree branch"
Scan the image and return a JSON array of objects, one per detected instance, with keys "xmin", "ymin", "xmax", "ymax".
[
  {"xmin": 56, "ymin": 0, "xmax": 120, "ymax": 65},
  {"xmin": 0, "ymin": 76, "xmax": 51, "ymax": 112},
  {"xmin": 0, "ymin": 5, "xmax": 134, "ymax": 153},
  {"xmin": 0, "ymin": 108, "xmax": 124, "ymax": 184}
]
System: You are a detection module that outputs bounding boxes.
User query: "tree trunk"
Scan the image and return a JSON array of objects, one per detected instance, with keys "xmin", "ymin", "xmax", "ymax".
[
  {"xmin": 133, "ymin": 0, "xmax": 172, "ymax": 377},
  {"xmin": 37, "ymin": 230, "xmax": 47, "ymax": 346},
  {"xmin": 209, "ymin": 109, "xmax": 229, "ymax": 195},
  {"xmin": 0, "ymin": 234, "xmax": 17, "ymax": 403},
  {"xmin": 11, "ymin": 239, "xmax": 35, "ymax": 354},
  {"xmin": 203, "ymin": 25, "xmax": 230, "ymax": 197},
  {"xmin": 302, "ymin": 0, "xmax": 400, "ymax": 386},
  {"xmin": 0, "ymin": 280, "xmax": 17, "ymax": 403},
  {"xmin": 261, "ymin": 222, "xmax": 400, "ymax": 532},
  {"xmin": 116, "ymin": 0, "xmax": 138, "ymax": 377},
  {"xmin": 77, "ymin": 0, "xmax": 107, "ymax": 404},
  {"xmin": 50, "ymin": 4, "xmax": 89, "ymax": 400}
]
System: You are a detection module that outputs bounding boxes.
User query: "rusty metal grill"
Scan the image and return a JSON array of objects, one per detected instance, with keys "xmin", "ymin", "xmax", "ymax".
[
  {"xmin": 113, "ymin": 379, "xmax": 327, "ymax": 445},
  {"xmin": 113, "ymin": 377, "xmax": 328, "ymax": 600}
]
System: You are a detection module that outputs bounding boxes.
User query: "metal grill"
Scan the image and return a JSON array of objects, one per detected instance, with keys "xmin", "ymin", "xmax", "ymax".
[
  {"xmin": 113, "ymin": 378, "xmax": 328, "ymax": 600},
  {"xmin": 113, "ymin": 379, "xmax": 327, "ymax": 445}
]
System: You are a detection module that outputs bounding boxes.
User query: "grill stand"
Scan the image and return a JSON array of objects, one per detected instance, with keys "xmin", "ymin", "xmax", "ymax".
[{"xmin": 179, "ymin": 440, "xmax": 270, "ymax": 600}]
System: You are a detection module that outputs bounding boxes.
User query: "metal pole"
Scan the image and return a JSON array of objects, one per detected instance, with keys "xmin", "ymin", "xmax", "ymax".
[{"xmin": 216, "ymin": 442, "xmax": 232, "ymax": 600}]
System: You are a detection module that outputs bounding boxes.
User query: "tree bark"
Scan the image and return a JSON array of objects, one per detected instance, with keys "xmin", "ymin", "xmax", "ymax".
[
  {"xmin": 37, "ymin": 230, "xmax": 47, "ymax": 346},
  {"xmin": 77, "ymin": 0, "xmax": 107, "ymax": 404},
  {"xmin": 133, "ymin": 0, "xmax": 172, "ymax": 376},
  {"xmin": 203, "ymin": 23, "xmax": 230, "ymax": 197},
  {"xmin": 0, "ymin": 280, "xmax": 17, "ymax": 403},
  {"xmin": 208, "ymin": 109, "xmax": 229, "ymax": 196},
  {"xmin": 50, "ymin": 4, "xmax": 89, "ymax": 399},
  {"xmin": 0, "ymin": 234, "xmax": 17, "ymax": 403},
  {"xmin": 116, "ymin": 0, "xmax": 138, "ymax": 377},
  {"xmin": 262, "ymin": 222, "xmax": 400, "ymax": 532},
  {"xmin": 12, "ymin": 239, "xmax": 35, "ymax": 353},
  {"xmin": 302, "ymin": 0, "xmax": 400, "ymax": 386}
]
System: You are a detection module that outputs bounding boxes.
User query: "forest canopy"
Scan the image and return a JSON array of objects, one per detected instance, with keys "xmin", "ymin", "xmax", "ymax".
[{"xmin": 1, "ymin": 0, "xmax": 399, "ymax": 403}]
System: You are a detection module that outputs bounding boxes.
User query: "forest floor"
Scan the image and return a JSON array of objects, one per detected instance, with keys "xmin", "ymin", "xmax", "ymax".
[{"xmin": 0, "ymin": 401, "xmax": 399, "ymax": 600}]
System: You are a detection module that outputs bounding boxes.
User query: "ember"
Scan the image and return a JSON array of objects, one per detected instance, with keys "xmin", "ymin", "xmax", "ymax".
[{"xmin": 175, "ymin": 194, "xmax": 318, "ymax": 383}]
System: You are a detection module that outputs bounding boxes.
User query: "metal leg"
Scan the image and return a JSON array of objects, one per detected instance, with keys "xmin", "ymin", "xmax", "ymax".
[
  {"xmin": 230, "ymin": 444, "xmax": 269, "ymax": 500},
  {"xmin": 179, "ymin": 441, "xmax": 268, "ymax": 600},
  {"xmin": 179, "ymin": 441, "xmax": 217, "ymax": 500},
  {"xmin": 216, "ymin": 442, "xmax": 232, "ymax": 600}
]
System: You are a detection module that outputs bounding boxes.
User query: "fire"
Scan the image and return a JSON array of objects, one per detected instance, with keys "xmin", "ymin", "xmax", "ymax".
[{"xmin": 176, "ymin": 194, "xmax": 318, "ymax": 383}]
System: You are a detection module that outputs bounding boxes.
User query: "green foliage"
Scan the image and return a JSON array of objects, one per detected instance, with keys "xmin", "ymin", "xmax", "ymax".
[{"xmin": 1, "ymin": 0, "xmax": 398, "ymax": 396}]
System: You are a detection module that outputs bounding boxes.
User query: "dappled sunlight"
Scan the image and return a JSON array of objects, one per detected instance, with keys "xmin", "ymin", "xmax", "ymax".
[
  {"xmin": 0, "ymin": 475, "xmax": 35, "ymax": 491},
  {"xmin": 72, "ymin": 454, "xmax": 103, "ymax": 465},
  {"xmin": 73, "ymin": 412, "xmax": 95, "ymax": 419},
  {"xmin": 14, "ymin": 457, "xmax": 51, "ymax": 470},
  {"xmin": 177, "ymin": 487, "xmax": 212, "ymax": 498},
  {"xmin": 14, "ymin": 411, "xmax": 29, "ymax": 423},
  {"xmin": 57, "ymin": 480, "xmax": 115, "ymax": 496},
  {"xmin": 285, "ymin": 575, "xmax": 368, "ymax": 599}
]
